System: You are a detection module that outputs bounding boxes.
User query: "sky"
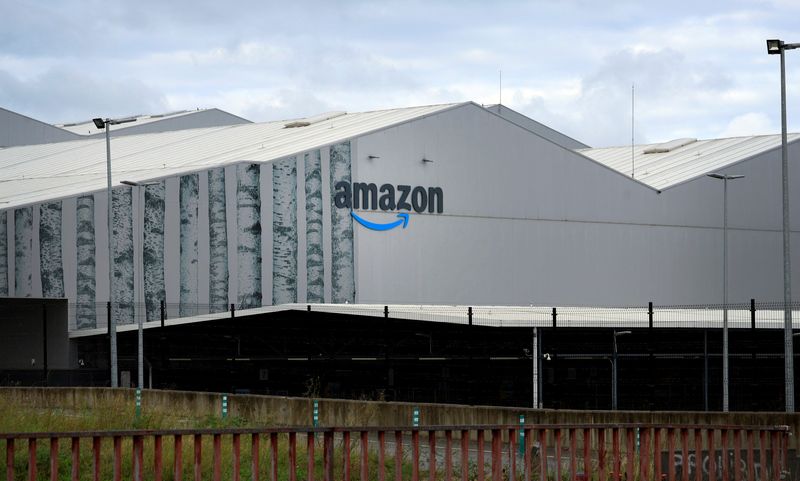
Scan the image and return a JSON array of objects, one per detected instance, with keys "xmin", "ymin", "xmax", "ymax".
[{"xmin": 1, "ymin": 0, "xmax": 799, "ymax": 147}]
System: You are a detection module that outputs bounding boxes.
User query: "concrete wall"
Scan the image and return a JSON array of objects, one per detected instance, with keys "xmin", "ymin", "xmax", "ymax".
[{"xmin": 2, "ymin": 387, "xmax": 798, "ymax": 443}]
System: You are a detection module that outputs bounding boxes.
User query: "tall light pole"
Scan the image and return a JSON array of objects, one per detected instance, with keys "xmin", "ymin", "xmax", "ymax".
[
  {"xmin": 612, "ymin": 330, "xmax": 631, "ymax": 410},
  {"xmin": 121, "ymin": 179, "xmax": 158, "ymax": 389},
  {"xmin": 93, "ymin": 116, "xmax": 136, "ymax": 388},
  {"xmin": 767, "ymin": 39, "xmax": 799, "ymax": 412},
  {"xmin": 707, "ymin": 173, "xmax": 744, "ymax": 412}
]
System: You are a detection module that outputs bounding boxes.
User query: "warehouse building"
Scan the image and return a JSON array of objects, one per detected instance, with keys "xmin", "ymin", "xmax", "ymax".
[{"xmin": 0, "ymin": 101, "xmax": 798, "ymax": 409}]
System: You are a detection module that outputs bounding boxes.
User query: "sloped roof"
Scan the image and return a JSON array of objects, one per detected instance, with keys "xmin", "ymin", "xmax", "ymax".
[
  {"xmin": 484, "ymin": 104, "xmax": 589, "ymax": 149},
  {"xmin": 578, "ymin": 134, "xmax": 800, "ymax": 191},
  {"xmin": 0, "ymin": 107, "xmax": 81, "ymax": 147},
  {"xmin": 0, "ymin": 103, "xmax": 461, "ymax": 208},
  {"xmin": 56, "ymin": 108, "xmax": 250, "ymax": 137}
]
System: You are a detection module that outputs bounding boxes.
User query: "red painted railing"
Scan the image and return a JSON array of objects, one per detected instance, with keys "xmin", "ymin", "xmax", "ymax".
[{"xmin": 1, "ymin": 424, "xmax": 791, "ymax": 481}]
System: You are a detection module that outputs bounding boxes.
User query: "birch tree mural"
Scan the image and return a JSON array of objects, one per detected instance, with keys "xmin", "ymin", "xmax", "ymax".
[
  {"xmin": 39, "ymin": 201, "xmax": 64, "ymax": 298},
  {"xmin": 112, "ymin": 188, "xmax": 134, "ymax": 325},
  {"xmin": 143, "ymin": 182, "xmax": 166, "ymax": 322},
  {"xmin": 208, "ymin": 168, "xmax": 228, "ymax": 313},
  {"xmin": 14, "ymin": 207, "xmax": 33, "ymax": 297},
  {"xmin": 237, "ymin": 163, "xmax": 261, "ymax": 308},
  {"xmin": 305, "ymin": 150, "xmax": 325, "ymax": 303},
  {"xmin": 180, "ymin": 174, "xmax": 199, "ymax": 316},
  {"xmin": 273, "ymin": 157, "xmax": 298, "ymax": 304},
  {"xmin": 76, "ymin": 195, "xmax": 96, "ymax": 329},
  {"xmin": 329, "ymin": 141, "xmax": 355, "ymax": 303},
  {"xmin": 0, "ymin": 211, "xmax": 7, "ymax": 296}
]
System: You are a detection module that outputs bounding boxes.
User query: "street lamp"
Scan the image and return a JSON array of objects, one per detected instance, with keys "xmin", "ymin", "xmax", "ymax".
[
  {"xmin": 766, "ymin": 39, "xmax": 800, "ymax": 412},
  {"xmin": 612, "ymin": 330, "xmax": 631, "ymax": 410},
  {"xmin": 707, "ymin": 173, "xmax": 744, "ymax": 412},
  {"xmin": 93, "ymin": 116, "xmax": 137, "ymax": 388},
  {"xmin": 121, "ymin": 179, "xmax": 159, "ymax": 390}
]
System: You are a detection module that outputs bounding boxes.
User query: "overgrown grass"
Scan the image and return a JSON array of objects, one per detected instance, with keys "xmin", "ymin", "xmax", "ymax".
[
  {"xmin": 0, "ymin": 394, "xmax": 257, "ymax": 433},
  {"xmin": 0, "ymin": 398, "xmax": 458, "ymax": 481}
]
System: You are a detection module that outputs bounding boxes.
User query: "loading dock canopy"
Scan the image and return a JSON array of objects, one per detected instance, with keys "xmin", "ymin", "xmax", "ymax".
[{"xmin": 68, "ymin": 302, "xmax": 800, "ymax": 338}]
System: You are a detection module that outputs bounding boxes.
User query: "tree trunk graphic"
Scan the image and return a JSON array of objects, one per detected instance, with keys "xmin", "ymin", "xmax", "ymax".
[
  {"xmin": 329, "ymin": 141, "xmax": 355, "ymax": 303},
  {"xmin": 39, "ymin": 201, "xmax": 64, "ymax": 298},
  {"xmin": 143, "ymin": 181, "xmax": 166, "ymax": 322},
  {"xmin": 208, "ymin": 168, "xmax": 229, "ymax": 313},
  {"xmin": 76, "ymin": 195, "xmax": 96, "ymax": 329},
  {"xmin": 237, "ymin": 163, "xmax": 261, "ymax": 309},
  {"xmin": 273, "ymin": 157, "xmax": 298, "ymax": 304},
  {"xmin": 0, "ymin": 211, "xmax": 7, "ymax": 296},
  {"xmin": 180, "ymin": 174, "xmax": 199, "ymax": 316},
  {"xmin": 14, "ymin": 207, "xmax": 33, "ymax": 297},
  {"xmin": 305, "ymin": 150, "xmax": 325, "ymax": 303},
  {"xmin": 112, "ymin": 187, "xmax": 134, "ymax": 325}
]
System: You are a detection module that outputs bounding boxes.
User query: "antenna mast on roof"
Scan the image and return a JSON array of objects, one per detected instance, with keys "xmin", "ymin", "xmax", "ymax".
[
  {"xmin": 631, "ymin": 83, "xmax": 635, "ymax": 178},
  {"xmin": 499, "ymin": 69, "xmax": 502, "ymax": 106}
]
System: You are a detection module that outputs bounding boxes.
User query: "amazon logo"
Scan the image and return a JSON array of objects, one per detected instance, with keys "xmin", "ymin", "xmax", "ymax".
[{"xmin": 333, "ymin": 181, "xmax": 443, "ymax": 231}]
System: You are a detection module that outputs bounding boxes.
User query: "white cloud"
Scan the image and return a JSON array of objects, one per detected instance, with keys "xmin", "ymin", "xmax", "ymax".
[
  {"xmin": 0, "ymin": 66, "xmax": 167, "ymax": 123},
  {"xmin": 718, "ymin": 112, "xmax": 774, "ymax": 138},
  {"xmin": 1, "ymin": 0, "xmax": 798, "ymax": 144}
]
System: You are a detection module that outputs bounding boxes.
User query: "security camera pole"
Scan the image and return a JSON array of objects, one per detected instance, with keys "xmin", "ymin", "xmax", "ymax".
[{"xmin": 93, "ymin": 116, "xmax": 136, "ymax": 388}]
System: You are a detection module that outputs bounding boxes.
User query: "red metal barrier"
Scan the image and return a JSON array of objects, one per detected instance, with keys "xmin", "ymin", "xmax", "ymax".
[{"xmin": 0, "ymin": 424, "xmax": 791, "ymax": 481}]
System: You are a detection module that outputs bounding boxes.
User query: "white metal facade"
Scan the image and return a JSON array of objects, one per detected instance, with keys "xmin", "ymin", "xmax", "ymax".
[{"xmin": 0, "ymin": 102, "xmax": 798, "ymax": 331}]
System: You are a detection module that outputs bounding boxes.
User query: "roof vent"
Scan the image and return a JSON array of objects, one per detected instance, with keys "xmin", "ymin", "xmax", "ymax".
[
  {"xmin": 643, "ymin": 138, "xmax": 697, "ymax": 154},
  {"xmin": 284, "ymin": 121, "xmax": 311, "ymax": 128},
  {"xmin": 284, "ymin": 111, "xmax": 346, "ymax": 129}
]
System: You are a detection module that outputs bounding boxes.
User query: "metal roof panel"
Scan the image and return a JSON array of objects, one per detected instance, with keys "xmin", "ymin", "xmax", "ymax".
[
  {"xmin": 577, "ymin": 134, "xmax": 800, "ymax": 190},
  {"xmin": 0, "ymin": 103, "xmax": 461, "ymax": 208}
]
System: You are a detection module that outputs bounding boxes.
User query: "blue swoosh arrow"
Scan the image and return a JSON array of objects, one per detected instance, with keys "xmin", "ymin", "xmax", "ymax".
[{"xmin": 350, "ymin": 211, "xmax": 410, "ymax": 231}]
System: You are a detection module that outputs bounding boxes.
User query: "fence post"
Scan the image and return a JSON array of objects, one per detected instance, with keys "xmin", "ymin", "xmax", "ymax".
[
  {"xmin": 751, "ymin": 299, "xmax": 757, "ymax": 403},
  {"xmin": 230, "ymin": 303, "xmax": 235, "ymax": 319},
  {"xmin": 307, "ymin": 304, "xmax": 311, "ymax": 312},
  {"xmin": 648, "ymin": 302, "xmax": 653, "ymax": 329},
  {"xmin": 107, "ymin": 301, "xmax": 112, "ymax": 384},
  {"xmin": 468, "ymin": 307, "xmax": 473, "ymax": 326},
  {"xmin": 384, "ymin": 305, "xmax": 389, "ymax": 318},
  {"xmin": 552, "ymin": 307, "xmax": 557, "ymax": 328},
  {"xmin": 160, "ymin": 300, "xmax": 166, "ymax": 328},
  {"xmin": 42, "ymin": 303, "xmax": 48, "ymax": 385}
]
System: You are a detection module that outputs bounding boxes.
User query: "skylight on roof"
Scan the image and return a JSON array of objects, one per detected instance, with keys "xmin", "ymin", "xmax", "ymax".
[
  {"xmin": 643, "ymin": 138, "xmax": 697, "ymax": 154},
  {"xmin": 284, "ymin": 111, "xmax": 346, "ymax": 128}
]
